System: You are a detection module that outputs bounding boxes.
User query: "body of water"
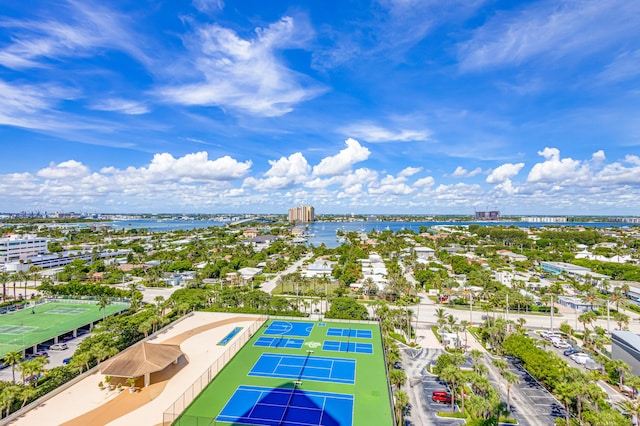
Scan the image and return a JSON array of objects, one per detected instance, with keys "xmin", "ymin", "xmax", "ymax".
[
  {"xmin": 109, "ymin": 218, "xmax": 635, "ymax": 248},
  {"xmin": 111, "ymin": 219, "xmax": 225, "ymax": 232}
]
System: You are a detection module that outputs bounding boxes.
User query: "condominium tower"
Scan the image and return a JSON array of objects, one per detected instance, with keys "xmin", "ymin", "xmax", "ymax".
[{"xmin": 288, "ymin": 205, "xmax": 315, "ymax": 223}]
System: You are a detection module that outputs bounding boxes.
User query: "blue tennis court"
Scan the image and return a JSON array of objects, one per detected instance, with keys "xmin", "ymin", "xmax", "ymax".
[
  {"xmin": 263, "ymin": 320, "xmax": 315, "ymax": 337},
  {"xmin": 216, "ymin": 385, "xmax": 353, "ymax": 426},
  {"xmin": 323, "ymin": 340, "xmax": 373, "ymax": 354},
  {"xmin": 327, "ymin": 327, "xmax": 372, "ymax": 339},
  {"xmin": 249, "ymin": 353, "xmax": 356, "ymax": 384},
  {"xmin": 254, "ymin": 336, "xmax": 304, "ymax": 349}
]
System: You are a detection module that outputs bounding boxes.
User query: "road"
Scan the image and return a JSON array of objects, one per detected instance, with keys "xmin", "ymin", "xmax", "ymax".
[{"xmin": 260, "ymin": 254, "xmax": 312, "ymax": 294}]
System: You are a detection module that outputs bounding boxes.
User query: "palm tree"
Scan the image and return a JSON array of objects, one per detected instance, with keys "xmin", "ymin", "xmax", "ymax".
[
  {"xmin": 439, "ymin": 365, "xmax": 460, "ymax": 413},
  {"xmin": 97, "ymin": 295, "xmax": 112, "ymax": 322},
  {"xmin": 0, "ymin": 271, "xmax": 9, "ymax": 301},
  {"xmin": 617, "ymin": 399, "xmax": 640, "ymax": 426},
  {"xmin": 394, "ymin": 390, "xmax": 410, "ymax": 425},
  {"xmin": 0, "ymin": 385, "xmax": 20, "ymax": 417},
  {"xmin": 459, "ymin": 320, "xmax": 470, "ymax": 350},
  {"xmin": 434, "ymin": 308, "xmax": 447, "ymax": 334},
  {"xmin": 609, "ymin": 359, "xmax": 632, "ymax": 388},
  {"xmin": 389, "ymin": 369, "xmax": 407, "ymax": 389},
  {"xmin": 4, "ymin": 350, "xmax": 22, "ymax": 384},
  {"xmin": 502, "ymin": 371, "xmax": 519, "ymax": 412},
  {"xmin": 18, "ymin": 386, "xmax": 37, "ymax": 409},
  {"xmin": 555, "ymin": 382, "xmax": 575, "ymax": 425}
]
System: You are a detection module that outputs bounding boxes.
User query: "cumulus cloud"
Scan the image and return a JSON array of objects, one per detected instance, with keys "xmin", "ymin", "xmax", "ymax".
[
  {"xmin": 451, "ymin": 166, "xmax": 482, "ymax": 178},
  {"xmin": 527, "ymin": 148, "xmax": 582, "ymax": 183},
  {"xmin": 157, "ymin": 16, "xmax": 325, "ymax": 117},
  {"xmin": 102, "ymin": 151, "xmax": 251, "ymax": 182},
  {"xmin": 486, "ymin": 162, "xmax": 524, "ymax": 184},
  {"xmin": 312, "ymin": 138, "xmax": 371, "ymax": 176},
  {"xmin": 399, "ymin": 166, "xmax": 422, "ymax": 177},
  {"xmin": 244, "ymin": 152, "xmax": 311, "ymax": 191},
  {"xmin": 37, "ymin": 160, "xmax": 90, "ymax": 179},
  {"xmin": 413, "ymin": 176, "xmax": 435, "ymax": 188}
]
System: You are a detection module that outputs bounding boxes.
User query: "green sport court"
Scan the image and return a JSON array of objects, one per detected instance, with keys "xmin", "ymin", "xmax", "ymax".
[
  {"xmin": 175, "ymin": 319, "xmax": 394, "ymax": 426},
  {"xmin": 0, "ymin": 300, "xmax": 128, "ymax": 358}
]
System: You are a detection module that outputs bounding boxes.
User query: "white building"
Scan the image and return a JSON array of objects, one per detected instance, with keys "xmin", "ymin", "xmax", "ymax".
[
  {"xmin": 413, "ymin": 246, "xmax": 436, "ymax": 262},
  {"xmin": 0, "ymin": 234, "xmax": 49, "ymax": 264}
]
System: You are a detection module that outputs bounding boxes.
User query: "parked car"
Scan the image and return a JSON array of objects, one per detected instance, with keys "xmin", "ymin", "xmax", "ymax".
[
  {"xmin": 432, "ymin": 391, "xmax": 452, "ymax": 403},
  {"xmin": 393, "ymin": 361, "xmax": 403, "ymax": 370},
  {"xmin": 32, "ymin": 351, "xmax": 48, "ymax": 358},
  {"xmin": 552, "ymin": 339, "xmax": 571, "ymax": 349},
  {"xmin": 564, "ymin": 349, "xmax": 582, "ymax": 356},
  {"xmin": 62, "ymin": 358, "xmax": 72, "ymax": 365},
  {"xmin": 50, "ymin": 343, "xmax": 68, "ymax": 351}
]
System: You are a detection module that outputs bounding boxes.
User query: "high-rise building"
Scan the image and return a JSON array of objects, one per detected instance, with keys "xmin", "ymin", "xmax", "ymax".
[
  {"xmin": 288, "ymin": 205, "xmax": 315, "ymax": 223},
  {"xmin": 474, "ymin": 210, "xmax": 500, "ymax": 221}
]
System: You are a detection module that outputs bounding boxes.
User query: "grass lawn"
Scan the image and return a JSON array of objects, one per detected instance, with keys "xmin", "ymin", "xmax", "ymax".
[
  {"xmin": 176, "ymin": 318, "xmax": 394, "ymax": 426},
  {"xmin": 0, "ymin": 300, "xmax": 128, "ymax": 357}
]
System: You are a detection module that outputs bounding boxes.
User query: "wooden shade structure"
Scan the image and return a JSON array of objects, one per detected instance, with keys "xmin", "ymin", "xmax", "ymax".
[{"xmin": 100, "ymin": 342, "xmax": 183, "ymax": 387}]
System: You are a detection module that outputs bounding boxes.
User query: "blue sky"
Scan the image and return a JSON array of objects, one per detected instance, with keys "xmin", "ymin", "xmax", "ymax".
[{"xmin": 1, "ymin": 0, "xmax": 639, "ymax": 215}]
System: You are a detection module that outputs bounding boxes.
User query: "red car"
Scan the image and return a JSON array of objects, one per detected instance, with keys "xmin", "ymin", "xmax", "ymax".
[{"xmin": 432, "ymin": 391, "xmax": 452, "ymax": 403}]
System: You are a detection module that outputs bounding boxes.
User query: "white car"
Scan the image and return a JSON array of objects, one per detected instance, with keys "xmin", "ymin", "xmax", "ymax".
[
  {"xmin": 50, "ymin": 343, "xmax": 68, "ymax": 351},
  {"xmin": 570, "ymin": 354, "xmax": 591, "ymax": 365},
  {"xmin": 552, "ymin": 339, "xmax": 571, "ymax": 349}
]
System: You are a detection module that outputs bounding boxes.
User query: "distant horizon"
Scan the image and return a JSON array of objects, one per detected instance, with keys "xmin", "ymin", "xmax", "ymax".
[{"xmin": 2, "ymin": 211, "xmax": 639, "ymax": 219}]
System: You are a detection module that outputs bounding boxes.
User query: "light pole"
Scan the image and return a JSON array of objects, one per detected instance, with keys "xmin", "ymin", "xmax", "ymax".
[{"xmin": 550, "ymin": 294, "xmax": 554, "ymax": 332}]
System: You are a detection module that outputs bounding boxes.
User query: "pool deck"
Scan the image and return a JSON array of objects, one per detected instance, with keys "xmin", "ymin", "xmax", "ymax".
[{"xmin": 9, "ymin": 312, "xmax": 264, "ymax": 426}]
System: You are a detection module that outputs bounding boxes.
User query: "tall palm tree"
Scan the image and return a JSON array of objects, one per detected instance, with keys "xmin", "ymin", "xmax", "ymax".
[
  {"xmin": 4, "ymin": 350, "xmax": 22, "ymax": 384},
  {"xmin": 394, "ymin": 390, "xmax": 410, "ymax": 425},
  {"xmin": 0, "ymin": 271, "xmax": 9, "ymax": 301},
  {"xmin": 502, "ymin": 371, "xmax": 519, "ymax": 412},
  {"xmin": 439, "ymin": 365, "xmax": 460, "ymax": 413},
  {"xmin": 555, "ymin": 382, "xmax": 575, "ymax": 426},
  {"xmin": 97, "ymin": 295, "xmax": 112, "ymax": 322},
  {"xmin": 434, "ymin": 308, "xmax": 447, "ymax": 334}
]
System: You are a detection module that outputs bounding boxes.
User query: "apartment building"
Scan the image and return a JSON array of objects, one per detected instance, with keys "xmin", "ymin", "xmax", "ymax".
[{"xmin": 288, "ymin": 205, "xmax": 315, "ymax": 223}]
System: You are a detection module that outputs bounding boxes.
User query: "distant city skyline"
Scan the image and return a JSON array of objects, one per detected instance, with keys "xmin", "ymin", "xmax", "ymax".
[{"xmin": 1, "ymin": 1, "xmax": 640, "ymax": 215}]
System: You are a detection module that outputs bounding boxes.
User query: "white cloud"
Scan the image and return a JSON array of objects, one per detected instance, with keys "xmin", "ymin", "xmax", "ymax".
[
  {"xmin": 312, "ymin": 138, "xmax": 371, "ymax": 176},
  {"xmin": 0, "ymin": 0, "xmax": 151, "ymax": 70},
  {"xmin": 101, "ymin": 152, "xmax": 251, "ymax": 183},
  {"xmin": 527, "ymin": 148, "xmax": 582, "ymax": 183},
  {"xmin": 413, "ymin": 176, "xmax": 435, "ymax": 189},
  {"xmin": 458, "ymin": 0, "xmax": 640, "ymax": 71},
  {"xmin": 90, "ymin": 99, "xmax": 149, "ymax": 115},
  {"xmin": 340, "ymin": 121, "xmax": 431, "ymax": 142},
  {"xmin": 486, "ymin": 162, "xmax": 524, "ymax": 184},
  {"xmin": 451, "ymin": 166, "xmax": 482, "ymax": 178},
  {"xmin": 157, "ymin": 16, "xmax": 325, "ymax": 117},
  {"xmin": 192, "ymin": 0, "xmax": 224, "ymax": 14},
  {"xmin": 37, "ymin": 160, "xmax": 90, "ymax": 179},
  {"xmin": 398, "ymin": 166, "xmax": 422, "ymax": 177},
  {"xmin": 244, "ymin": 152, "xmax": 311, "ymax": 191}
]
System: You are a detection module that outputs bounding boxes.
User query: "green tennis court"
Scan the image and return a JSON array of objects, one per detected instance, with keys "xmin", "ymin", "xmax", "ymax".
[
  {"xmin": 175, "ymin": 318, "xmax": 394, "ymax": 426},
  {"xmin": 0, "ymin": 300, "xmax": 128, "ymax": 357}
]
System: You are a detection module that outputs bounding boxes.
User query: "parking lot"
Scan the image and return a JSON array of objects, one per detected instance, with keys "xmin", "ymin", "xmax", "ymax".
[
  {"xmin": 507, "ymin": 360, "xmax": 566, "ymax": 425},
  {"xmin": 0, "ymin": 332, "xmax": 90, "ymax": 382},
  {"xmin": 400, "ymin": 347, "xmax": 465, "ymax": 426}
]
